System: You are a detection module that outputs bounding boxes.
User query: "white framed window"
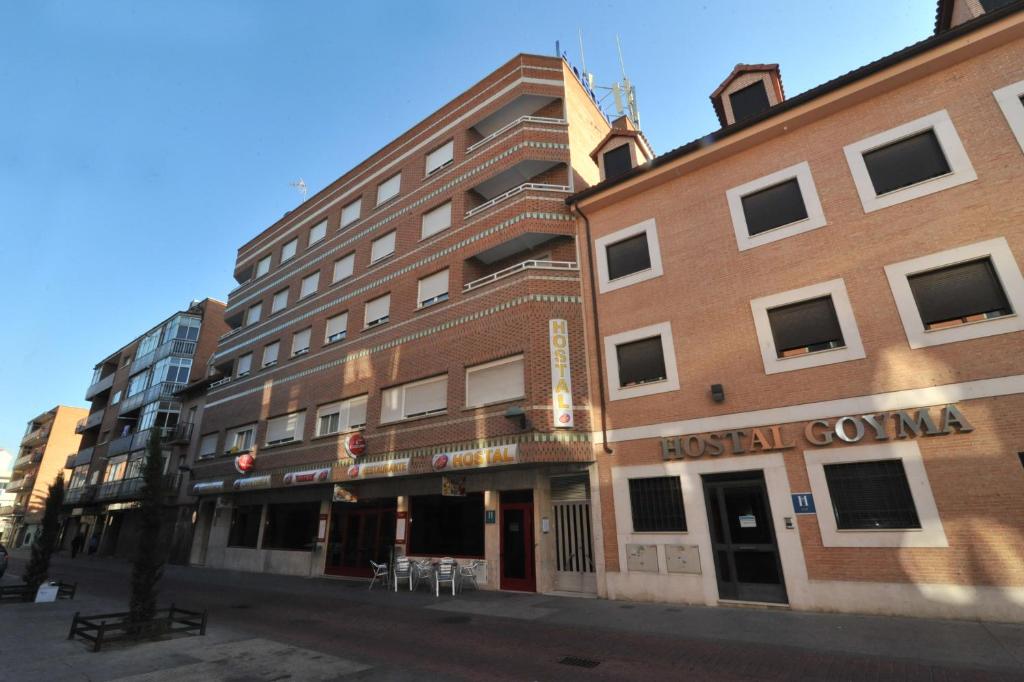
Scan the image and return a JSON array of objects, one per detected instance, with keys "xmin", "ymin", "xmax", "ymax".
[
  {"xmin": 370, "ymin": 231, "xmax": 396, "ymax": 263},
  {"xmin": 341, "ymin": 198, "xmax": 361, "ymax": 228},
  {"xmin": 300, "ymin": 271, "xmax": 320, "ymax": 299},
  {"xmin": 309, "ymin": 220, "xmax": 327, "ymax": 246},
  {"xmin": 364, "ymin": 293, "xmax": 390, "ymax": 328},
  {"xmin": 595, "ymin": 218, "xmax": 663, "ymax": 293},
  {"xmin": 425, "ymin": 139, "xmax": 454, "ymax": 175},
  {"xmin": 420, "ymin": 201, "xmax": 452, "ymax": 240},
  {"xmin": 994, "ymin": 78, "xmax": 1024, "ymax": 154},
  {"xmin": 265, "ymin": 411, "xmax": 305, "ymax": 446},
  {"xmin": 316, "ymin": 395, "xmax": 368, "ymax": 436},
  {"xmin": 749, "ymin": 278, "xmax": 866, "ymax": 374},
  {"xmin": 884, "ymin": 237, "xmax": 1024, "ymax": 349},
  {"xmin": 381, "ymin": 375, "xmax": 447, "ymax": 423},
  {"xmin": 245, "ymin": 303, "xmax": 262, "ymax": 326},
  {"xmin": 726, "ymin": 161, "xmax": 827, "ymax": 250},
  {"xmin": 228, "ymin": 424, "xmax": 256, "ymax": 452},
  {"xmin": 333, "ymin": 253, "xmax": 355, "ymax": 283},
  {"xmin": 255, "ymin": 255, "xmax": 272, "ymax": 279},
  {"xmin": 603, "ymin": 322, "xmax": 680, "ymax": 401},
  {"xmin": 843, "ymin": 110, "xmax": 976, "ymax": 213},
  {"xmin": 281, "ymin": 238, "xmax": 298, "ymax": 262},
  {"xmin": 465, "ymin": 355, "xmax": 524, "ymax": 408},
  {"xmin": 262, "ymin": 341, "xmax": 279, "ymax": 368},
  {"xmin": 271, "ymin": 289, "xmax": 289, "ymax": 314},
  {"xmin": 198, "ymin": 433, "xmax": 218, "ymax": 459},
  {"xmin": 236, "ymin": 353, "xmax": 252, "ymax": 378},
  {"xmin": 325, "ymin": 312, "xmax": 348, "ymax": 344},
  {"xmin": 417, "ymin": 269, "xmax": 449, "ymax": 308},
  {"xmin": 803, "ymin": 441, "xmax": 947, "ymax": 548},
  {"xmin": 291, "ymin": 327, "xmax": 312, "ymax": 356},
  {"xmin": 376, "ymin": 173, "xmax": 401, "ymax": 205}
]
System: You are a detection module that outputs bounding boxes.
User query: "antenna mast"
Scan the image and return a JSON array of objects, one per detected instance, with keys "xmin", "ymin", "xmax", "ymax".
[
  {"xmin": 289, "ymin": 178, "xmax": 308, "ymax": 203},
  {"xmin": 593, "ymin": 36, "xmax": 641, "ymax": 128}
]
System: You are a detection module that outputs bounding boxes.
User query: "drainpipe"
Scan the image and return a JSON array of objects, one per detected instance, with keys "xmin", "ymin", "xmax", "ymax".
[{"xmin": 573, "ymin": 202, "xmax": 613, "ymax": 455}]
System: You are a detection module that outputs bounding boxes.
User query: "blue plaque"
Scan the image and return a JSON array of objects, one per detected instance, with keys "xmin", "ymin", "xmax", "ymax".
[{"xmin": 791, "ymin": 493, "xmax": 816, "ymax": 514}]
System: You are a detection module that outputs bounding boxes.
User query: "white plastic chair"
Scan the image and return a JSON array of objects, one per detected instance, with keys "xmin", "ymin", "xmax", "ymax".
[
  {"xmin": 435, "ymin": 561, "xmax": 457, "ymax": 596},
  {"xmin": 368, "ymin": 560, "xmax": 388, "ymax": 591},
  {"xmin": 458, "ymin": 560, "xmax": 484, "ymax": 592},
  {"xmin": 393, "ymin": 556, "xmax": 413, "ymax": 591}
]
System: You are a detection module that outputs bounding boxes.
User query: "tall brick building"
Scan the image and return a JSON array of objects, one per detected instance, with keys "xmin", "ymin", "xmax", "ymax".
[{"xmin": 568, "ymin": 1, "xmax": 1024, "ymax": 621}]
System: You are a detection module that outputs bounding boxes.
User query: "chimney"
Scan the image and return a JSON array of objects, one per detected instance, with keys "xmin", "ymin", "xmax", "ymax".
[
  {"xmin": 710, "ymin": 64, "xmax": 785, "ymax": 127},
  {"xmin": 590, "ymin": 115, "xmax": 655, "ymax": 182}
]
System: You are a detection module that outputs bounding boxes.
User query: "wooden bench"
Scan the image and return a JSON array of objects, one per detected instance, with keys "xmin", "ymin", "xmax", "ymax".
[{"xmin": 68, "ymin": 604, "xmax": 208, "ymax": 652}]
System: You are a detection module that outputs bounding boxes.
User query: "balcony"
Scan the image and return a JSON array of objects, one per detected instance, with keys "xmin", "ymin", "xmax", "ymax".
[
  {"xmin": 465, "ymin": 182, "xmax": 571, "ymax": 220},
  {"xmin": 7, "ymin": 477, "xmax": 30, "ymax": 493},
  {"xmin": 76, "ymin": 409, "xmax": 105, "ymax": 434},
  {"xmin": 0, "ymin": 504, "xmax": 20, "ymax": 516},
  {"xmin": 13, "ymin": 451, "xmax": 42, "ymax": 470},
  {"xmin": 131, "ymin": 426, "xmax": 176, "ymax": 452},
  {"xmin": 467, "ymin": 93, "xmax": 561, "ymax": 149},
  {"xmin": 169, "ymin": 422, "xmax": 194, "ymax": 445},
  {"xmin": 84, "ymin": 371, "xmax": 115, "ymax": 400},
  {"xmin": 130, "ymin": 338, "xmax": 197, "ymax": 375},
  {"xmin": 64, "ymin": 485, "xmax": 96, "ymax": 506},
  {"xmin": 94, "ymin": 474, "xmax": 181, "ymax": 503},
  {"xmin": 70, "ymin": 446, "xmax": 95, "ymax": 468},
  {"xmin": 463, "ymin": 260, "xmax": 579, "ymax": 293},
  {"xmin": 108, "ymin": 432, "xmax": 134, "ymax": 457},
  {"xmin": 118, "ymin": 381, "xmax": 184, "ymax": 415},
  {"xmin": 466, "ymin": 115, "xmax": 566, "ymax": 155},
  {"xmin": 22, "ymin": 426, "xmax": 49, "ymax": 446}
]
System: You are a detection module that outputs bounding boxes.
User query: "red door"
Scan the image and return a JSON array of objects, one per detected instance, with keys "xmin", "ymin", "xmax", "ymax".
[
  {"xmin": 325, "ymin": 501, "xmax": 396, "ymax": 577},
  {"xmin": 500, "ymin": 500, "xmax": 535, "ymax": 591}
]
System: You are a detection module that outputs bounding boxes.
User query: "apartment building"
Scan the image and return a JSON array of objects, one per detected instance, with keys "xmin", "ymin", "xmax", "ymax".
[
  {"xmin": 62, "ymin": 299, "xmax": 227, "ymax": 560},
  {"xmin": 187, "ymin": 54, "xmax": 610, "ymax": 594},
  {"xmin": 566, "ymin": 1, "xmax": 1024, "ymax": 621},
  {"xmin": 0, "ymin": 448, "xmax": 14, "ymax": 542},
  {"xmin": 4, "ymin": 406, "xmax": 86, "ymax": 547}
]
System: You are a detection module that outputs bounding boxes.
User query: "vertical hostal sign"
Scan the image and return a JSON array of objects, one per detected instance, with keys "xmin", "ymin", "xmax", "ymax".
[{"xmin": 549, "ymin": 319, "xmax": 574, "ymax": 428}]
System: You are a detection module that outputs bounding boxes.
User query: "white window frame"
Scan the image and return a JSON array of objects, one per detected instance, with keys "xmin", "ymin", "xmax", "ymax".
[
  {"xmin": 376, "ymin": 173, "xmax": 401, "ymax": 206},
  {"xmin": 300, "ymin": 272, "xmax": 320, "ymax": 299},
  {"xmin": 325, "ymin": 312, "xmax": 348, "ymax": 344},
  {"xmin": 341, "ymin": 198, "xmax": 361, "ymax": 228},
  {"xmin": 227, "ymin": 424, "xmax": 257, "ymax": 453},
  {"xmin": 291, "ymin": 327, "xmax": 312, "ymax": 357},
  {"xmin": 370, "ymin": 231, "xmax": 396, "ymax": 263},
  {"xmin": 271, "ymin": 288, "xmax": 289, "ymax": 314},
  {"xmin": 315, "ymin": 394, "xmax": 368, "ymax": 436},
  {"xmin": 417, "ymin": 269, "xmax": 449, "ymax": 309},
  {"xmin": 843, "ymin": 109, "xmax": 976, "ymax": 213},
  {"xmin": 265, "ymin": 411, "xmax": 305, "ymax": 446},
  {"xmin": 994, "ymin": 78, "xmax": 1024, "ymax": 155},
  {"xmin": 594, "ymin": 218, "xmax": 664, "ymax": 293},
  {"xmin": 245, "ymin": 303, "xmax": 262, "ymax": 326},
  {"xmin": 236, "ymin": 353, "xmax": 252, "ymax": 378},
  {"xmin": 803, "ymin": 441, "xmax": 947, "ymax": 548},
  {"xmin": 255, "ymin": 255, "xmax": 272, "ymax": 279},
  {"xmin": 425, "ymin": 139, "xmax": 454, "ymax": 175},
  {"xmin": 380, "ymin": 374, "xmax": 448, "ymax": 423},
  {"xmin": 603, "ymin": 321, "xmax": 680, "ymax": 401},
  {"xmin": 884, "ymin": 237, "xmax": 1024, "ymax": 349},
  {"xmin": 333, "ymin": 253, "xmax": 355, "ymax": 283},
  {"xmin": 262, "ymin": 341, "xmax": 279, "ymax": 368},
  {"xmin": 749, "ymin": 278, "xmax": 866, "ymax": 375},
  {"xmin": 465, "ymin": 355, "xmax": 525, "ymax": 408},
  {"xmin": 281, "ymin": 238, "xmax": 298, "ymax": 263},
  {"xmin": 726, "ymin": 161, "xmax": 827, "ymax": 251},
  {"xmin": 309, "ymin": 220, "xmax": 327, "ymax": 246},
  {"xmin": 420, "ymin": 201, "xmax": 452, "ymax": 240},
  {"xmin": 198, "ymin": 433, "xmax": 218, "ymax": 459},
  {"xmin": 364, "ymin": 293, "xmax": 390, "ymax": 328}
]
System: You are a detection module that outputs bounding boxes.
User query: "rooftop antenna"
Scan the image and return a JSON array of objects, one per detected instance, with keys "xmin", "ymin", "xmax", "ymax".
[
  {"xmin": 593, "ymin": 35, "xmax": 641, "ymax": 128},
  {"xmin": 289, "ymin": 177, "xmax": 308, "ymax": 203}
]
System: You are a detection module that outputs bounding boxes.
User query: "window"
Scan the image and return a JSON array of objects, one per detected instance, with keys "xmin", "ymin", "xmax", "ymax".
[
  {"xmin": 729, "ymin": 80, "xmax": 771, "ymax": 122},
  {"xmin": 381, "ymin": 375, "xmax": 447, "ymax": 422},
  {"xmin": 376, "ymin": 173, "xmax": 401, "ymax": 205},
  {"xmin": 628, "ymin": 477, "xmax": 686, "ymax": 532},
  {"xmin": 245, "ymin": 303, "xmax": 262, "ymax": 326},
  {"xmin": 228, "ymin": 505, "xmax": 262, "ymax": 548},
  {"xmin": 595, "ymin": 218, "xmax": 664, "ymax": 293},
  {"xmin": 884, "ymin": 237, "xmax": 1024, "ymax": 348},
  {"xmin": 316, "ymin": 395, "xmax": 368, "ymax": 436},
  {"xmin": 153, "ymin": 356, "xmax": 191, "ymax": 384},
  {"xmin": 726, "ymin": 162, "xmax": 826, "ymax": 250},
  {"xmin": 261, "ymin": 501, "xmax": 319, "ymax": 551},
  {"xmin": 169, "ymin": 315, "xmax": 201, "ymax": 341},
  {"xmin": 409, "ymin": 493, "xmax": 484, "ymax": 557},
  {"xmin": 364, "ymin": 293, "xmax": 390, "ymax": 328},
  {"xmin": 281, "ymin": 238, "xmax": 298, "ymax": 262},
  {"xmin": 425, "ymin": 139, "xmax": 454, "ymax": 175},
  {"xmin": 262, "ymin": 341, "xmax": 280, "ymax": 368},
  {"xmin": 104, "ymin": 456, "xmax": 127, "ymax": 482},
  {"xmin": 127, "ymin": 371, "xmax": 149, "ymax": 397},
  {"xmin": 228, "ymin": 424, "xmax": 255, "ymax": 452},
  {"xmin": 300, "ymin": 272, "xmax": 320, "ymax": 299},
  {"xmin": 750, "ymin": 278, "xmax": 865, "ymax": 374},
  {"xmin": 824, "ymin": 460, "xmax": 920, "ymax": 530},
  {"xmin": 291, "ymin": 328, "xmax": 311, "ymax": 357},
  {"xmin": 255, "ymin": 255, "xmax": 272, "ymax": 279},
  {"xmin": 308, "ymin": 220, "xmax": 327, "ymax": 246},
  {"xmin": 271, "ymin": 289, "xmax": 289, "ymax": 314},
  {"xmin": 370, "ymin": 231, "xmax": 396, "ymax": 263},
  {"xmin": 603, "ymin": 322, "xmax": 680, "ymax": 400},
  {"xmin": 333, "ymin": 253, "xmax": 355, "ymax": 283},
  {"xmin": 602, "ymin": 144, "xmax": 632, "ymax": 181},
  {"xmin": 325, "ymin": 312, "xmax": 348, "ymax": 344},
  {"xmin": 843, "ymin": 110, "xmax": 976, "ymax": 212},
  {"xmin": 417, "ymin": 269, "xmax": 449, "ymax": 308},
  {"xmin": 994, "ymin": 78, "xmax": 1024, "ymax": 155},
  {"xmin": 465, "ymin": 355, "xmax": 524, "ymax": 407},
  {"xmin": 111, "ymin": 390, "xmax": 121, "ymax": 405},
  {"xmin": 198, "ymin": 433, "xmax": 218, "ymax": 459},
  {"xmin": 236, "ymin": 353, "xmax": 252, "ymax": 378},
  {"xmin": 341, "ymin": 198, "xmax": 361, "ymax": 227},
  {"xmin": 265, "ymin": 411, "xmax": 305, "ymax": 446},
  {"xmin": 421, "ymin": 201, "xmax": 452, "ymax": 239}
]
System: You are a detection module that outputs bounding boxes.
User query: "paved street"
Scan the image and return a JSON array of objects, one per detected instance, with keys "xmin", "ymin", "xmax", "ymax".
[{"xmin": 2, "ymin": 551, "xmax": 1023, "ymax": 681}]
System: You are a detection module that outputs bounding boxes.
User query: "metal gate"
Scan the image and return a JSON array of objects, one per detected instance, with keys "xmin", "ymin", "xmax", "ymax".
[{"xmin": 551, "ymin": 475, "xmax": 596, "ymax": 593}]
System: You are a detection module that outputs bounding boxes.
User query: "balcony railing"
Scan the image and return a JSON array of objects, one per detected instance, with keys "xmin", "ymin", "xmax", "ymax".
[
  {"xmin": 94, "ymin": 473, "xmax": 181, "ymax": 503},
  {"xmin": 108, "ymin": 433, "xmax": 134, "ymax": 456},
  {"xmin": 463, "ymin": 260, "xmax": 579, "ymax": 292},
  {"xmin": 7, "ymin": 477, "xmax": 29, "ymax": 493},
  {"xmin": 64, "ymin": 485, "xmax": 96, "ymax": 506},
  {"xmin": 0, "ymin": 504, "xmax": 20, "ymax": 516},
  {"xmin": 14, "ymin": 451, "xmax": 42, "ymax": 469},
  {"xmin": 84, "ymin": 372, "xmax": 115, "ymax": 400},
  {"xmin": 131, "ymin": 426, "xmax": 175, "ymax": 452},
  {"xmin": 130, "ymin": 338, "xmax": 198, "ymax": 374},
  {"xmin": 76, "ymin": 409, "xmax": 105, "ymax": 434},
  {"xmin": 118, "ymin": 381, "xmax": 184, "ymax": 415},
  {"xmin": 70, "ymin": 446, "xmax": 95, "ymax": 468},
  {"xmin": 464, "ymin": 183, "xmax": 570, "ymax": 220},
  {"xmin": 465, "ymin": 115, "xmax": 566, "ymax": 155},
  {"xmin": 169, "ymin": 422, "xmax": 194, "ymax": 444},
  {"xmin": 22, "ymin": 426, "xmax": 49, "ymax": 445}
]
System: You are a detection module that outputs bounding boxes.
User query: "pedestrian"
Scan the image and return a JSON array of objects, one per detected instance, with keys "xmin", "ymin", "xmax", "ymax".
[{"xmin": 71, "ymin": 532, "xmax": 85, "ymax": 558}]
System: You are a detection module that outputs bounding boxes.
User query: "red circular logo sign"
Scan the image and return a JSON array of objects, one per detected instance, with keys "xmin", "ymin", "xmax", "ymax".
[
  {"xmin": 432, "ymin": 454, "xmax": 449, "ymax": 471},
  {"xmin": 558, "ymin": 413, "xmax": 571, "ymax": 424},
  {"xmin": 234, "ymin": 453, "xmax": 255, "ymax": 474},
  {"xmin": 317, "ymin": 469, "xmax": 329, "ymax": 482},
  {"xmin": 345, "ymin": 433, "xmax": 367, "ymax": 458},
  {"xmin": 347, "ymin": 465, "xmax": 360, "ymax": 478}
]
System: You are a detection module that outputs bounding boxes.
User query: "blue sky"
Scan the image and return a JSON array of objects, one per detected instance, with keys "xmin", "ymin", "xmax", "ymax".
[{"xmin": 0, "ymin": 1, "xmax": 936, "ymax": 458}]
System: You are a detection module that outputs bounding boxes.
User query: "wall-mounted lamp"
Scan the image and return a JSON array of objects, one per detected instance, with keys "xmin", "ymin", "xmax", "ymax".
[
  {"xmin": 503, "ymin": 406, "xmax": 530, "ymax": 430},
  {"xmin": 710, "ymin": 384, "xmax": 725, "ymax": 403}
]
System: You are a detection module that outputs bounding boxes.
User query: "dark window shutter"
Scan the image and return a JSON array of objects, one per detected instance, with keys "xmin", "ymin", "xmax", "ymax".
[
  {"xmin": 824, "ymin": 460, "xmax": 921, "ymax": 530},
  {"xmin": 907, "ymin": 258, "xmax": 1011, "ymax": 326},
  {"xmin": 862, "ymin": 130, "xmax": 951, "ymax": 196},
  {"xmin": 767, "ymin": 296, "xmax": 844, "ymax": 356},
  {"xmin": 629, "ymin": 477, "xmax": 686, "ymax": 532},
  {"xmin": 728, "ymin": 81, "xmax": 771, "ymax": 123},
  {"xmin": 603, "ymin": 144, "xmax": 633, "ymax": 181},
  {"xmin": 606, "ymin": 232, "xmax": 652, "ymax": 281},
  {"xmin": 616, "ymin": 336, "xmax": 667, "ymax": 387},
  {"xmin": 740, "ymin": 178, "xmax": 809, "ymax": 236}
]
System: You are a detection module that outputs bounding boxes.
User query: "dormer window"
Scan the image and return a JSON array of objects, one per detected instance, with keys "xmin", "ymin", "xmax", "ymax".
[
  {"xmin": 710, "ymin": 64, "xmax": 785, "ymax": 127},
  {"xmin": 729, "ymin": 81, "xmax": 771, "ymax": 123},
  {"xmin": 602, "ymin": 145, "xmax": 632, "ymax": 181}
]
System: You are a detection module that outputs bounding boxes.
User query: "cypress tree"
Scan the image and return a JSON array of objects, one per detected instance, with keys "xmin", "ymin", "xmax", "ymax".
[
  {"xmin": 129, "ymin": 428, "xmax": 166, "ymax": 625},
  {"xmin": 22, "ymin": 473, "xmax": 65, "ymax": 600}
]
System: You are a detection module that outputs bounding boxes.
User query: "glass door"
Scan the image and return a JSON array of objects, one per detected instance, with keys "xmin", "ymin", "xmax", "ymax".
[
  {"xmin": 325, "ymin": 500, "xmax": 396, "ymax": 577},
  {"xmin": 500, "ymin": 493, "xmax": 535, "ymax": 592}
]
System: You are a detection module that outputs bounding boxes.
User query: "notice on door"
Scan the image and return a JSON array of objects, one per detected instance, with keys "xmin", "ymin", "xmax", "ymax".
[
  {"xmin": 738, "ymin": 514, "xmax": 757, "ymax": 528},
  {"xmin": 549, "ymin": 319, "xmax": 574, "ymax": 428}
]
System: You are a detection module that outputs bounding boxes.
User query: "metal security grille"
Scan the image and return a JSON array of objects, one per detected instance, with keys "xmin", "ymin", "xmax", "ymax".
[
  {"xmin": 824, "ymin": 459, "xmax": 921, "ymax": 530},
  {"xmin": 554, "ymin": 501, "xmax": 594, "ymax": 573},
  {"xmin": 629, "ymin": 476, "xmax": 687, "ymax": 532}
]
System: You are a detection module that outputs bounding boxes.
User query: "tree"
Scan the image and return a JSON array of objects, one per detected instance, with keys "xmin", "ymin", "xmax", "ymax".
[
  {"xmin": 129, "ymin": 428, "xmax": 166, "ymax": 625},
  {"xmin": 22, "ymin": 473, "xmax": 65, "ymax": 599}
]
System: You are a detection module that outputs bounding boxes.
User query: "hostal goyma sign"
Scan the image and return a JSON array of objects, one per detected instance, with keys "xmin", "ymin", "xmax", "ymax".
[{"xmin": 549, "ymin": 319, "xmax": 574, "ymax": 428}]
